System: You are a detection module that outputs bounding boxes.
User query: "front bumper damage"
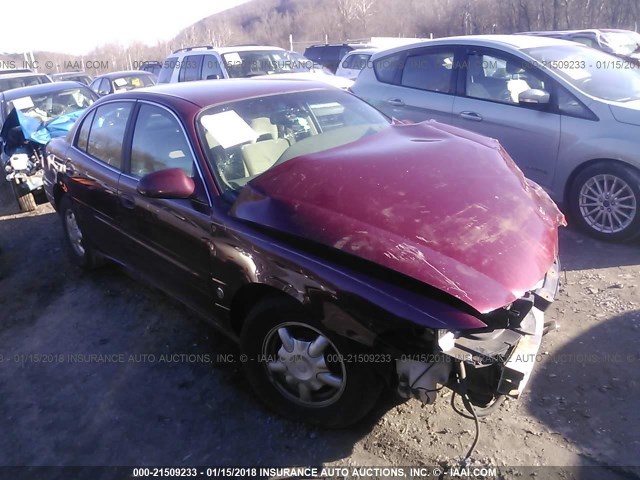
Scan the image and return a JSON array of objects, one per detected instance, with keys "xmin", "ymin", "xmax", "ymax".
[{"xmin": 396, "ymin": 259, "xmax": 560, "ymax": 410}]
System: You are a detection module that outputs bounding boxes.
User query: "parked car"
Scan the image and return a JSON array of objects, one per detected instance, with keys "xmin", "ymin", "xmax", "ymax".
[
  {"xmin": 1, "ymin": 81, "xmax": 96, "ymax": 211},
  {"xmin": 89, "ymin": 70, "xmax": 155, "ymax": 97},
  {"xmin": 352, "ymin": 34, "xmax": 640, "ymax": 241},
  {"xmin": 139, "ymin": 61, "xmax": 162, "ymax": 79},
  {"xmin": 335, "ymin": 48, "xmax": 379, "ymax": 80},
  {"xmin": 157, "ymin": 45, "xmax": 353, "ymax": 89},
  {"xmin": 0, "ymin": 70, "xmax": 51, "ymax": 93},
  {"xmin": 43, "ymin": 79, "xmax": 563, "ymax": 427},
  {"xmin": 517, "ymin": 29, "xmax": 640, "ymax": 64},
  {"xmin": 51, "ymin": 72, "xmax": 92, "ymax": 86},
  {"xmin": 304, "ymin": 43, "xmax": 374, "ymax": 73}
]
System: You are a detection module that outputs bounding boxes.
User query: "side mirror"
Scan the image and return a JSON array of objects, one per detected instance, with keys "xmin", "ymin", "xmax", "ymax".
[
  {"xmin": 518, "ymin": 89, "xmax": 550, "ymax": 105},
  {"xmin": 97, "ymin": 89, "xmax": 109, "ymax": 97},
  {"xmin": 137, "ymin": 168, "xmax": 195, "ymax": 199}
]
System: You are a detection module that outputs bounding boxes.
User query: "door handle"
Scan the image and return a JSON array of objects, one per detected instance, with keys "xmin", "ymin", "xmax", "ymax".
[
  {"xmin": 120, "ymin": 194, "xmax": 135, "ymax": 209},
  {"xmin": 459, "ymin": 111, "xmax": 483, "ymax": 122},
  {"xmin": 386, "ymin": 98, "xmax": 405, "ymax": 107},
  {"xmin": 64, "ymin": 162, "xmax": 76, "ymax": 175}
]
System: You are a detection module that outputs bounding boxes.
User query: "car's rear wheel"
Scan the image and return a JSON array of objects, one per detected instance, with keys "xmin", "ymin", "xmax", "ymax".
[
  {"xmin": 59, "ymin": 195, "xmax": 101, "ymax": 269},
  {"xmin": 569, "ymin": 162, "xmax": 640, "ymax": 242},
  {"xmin": 240, "ymin": 299, "xmax": 383, "ymax": 428}
]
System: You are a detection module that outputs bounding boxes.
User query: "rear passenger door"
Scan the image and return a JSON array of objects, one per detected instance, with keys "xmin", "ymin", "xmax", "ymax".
[
  {"xmin": 66, "ymin": 101, "xmax": 134, "ymax": 260},
  {"xmin": 117, "ymin": 102, "xmax": 215, "ymax": 314},
  {"xmin": 371, "ymin": 47, "xmax": 458, "ymax": 124}
]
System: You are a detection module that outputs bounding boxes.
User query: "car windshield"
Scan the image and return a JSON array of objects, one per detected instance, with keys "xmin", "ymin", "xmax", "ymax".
[
  {"xmin": 601, "ymin": 31, "xmax": 640, "ymax": 56},
  {"xmin": 198, "ymin": 89, "xmax": 390, "ymax": 194},
  {"xmin": 0, "ymin": 74, "xmax": 50, "ymax": 93},
  {"xmin": 4, "ymin": 87, "xmax": 95, "ymax": 122},
  {"xmin": 112, "ymin": 74, "xmax": 155, "ymax": 92},
  {"xmin": 222, "ymin": 50, "xmax": 316, "ymax": 78},
  {"xmin": 524, "ymin": 45, "xmax": 640, "ymax": 102}
]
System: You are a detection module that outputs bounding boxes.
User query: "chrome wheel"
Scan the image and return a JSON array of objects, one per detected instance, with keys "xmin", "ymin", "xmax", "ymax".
[
  {"xmin": 579, "ymin": 174, "xmax": 637, "ymax": 234},
  {"xmin": 262, "ymin": 322, "xmax": 346, "ymax": 408},
  {"xmin": 64, "ymin": 209, "xmax": 85, "ymax": 257}
]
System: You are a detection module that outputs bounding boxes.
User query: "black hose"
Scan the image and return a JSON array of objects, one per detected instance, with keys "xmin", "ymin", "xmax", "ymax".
[{"xmin": 451, "ymin": 392, "xmax": 506, "ymax": 419}]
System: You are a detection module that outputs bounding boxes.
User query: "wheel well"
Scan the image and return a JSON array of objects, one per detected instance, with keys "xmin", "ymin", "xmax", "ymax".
[
  {"xmin": 228, "ymin": 283, "xmax": 300, "ymax": 335},
  {"xmin": 563, "ymin": 158, "xmax": 638, "ymax": 204}
]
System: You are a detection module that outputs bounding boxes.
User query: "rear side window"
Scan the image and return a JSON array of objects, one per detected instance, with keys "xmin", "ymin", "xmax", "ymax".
[
  {"xmin": 158, "ymin": 56, "xmax": 178, "ymax": 84},
  {"xmin": 179, "ymin": 55, "xmax": 204, "ymax": 82},
  {"xmin": 400, "ymin": 51, "xmax": 454, "ymax": 93},
  {"xmin": 373, "ymin": 52, "xmax": 404, "ymax": 84},
  {"xmin": 85, "ymin": 102, "xmax": 133, "ymax": 169}
]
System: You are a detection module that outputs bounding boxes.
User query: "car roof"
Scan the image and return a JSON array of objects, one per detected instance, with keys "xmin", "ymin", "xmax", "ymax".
[
  {"xmin": 1, "ymin": 81, "xmax": 90, "ymax": 100},
  {"xmin": 371, "ymin": 34, "xmax": 584, "ymax": 58},
  {"xmin": 0, "ymin": 71, "xmax": 49, "ymax": 79},
  {"xmin": 168, "ymin": 45, "xmax": 285, "ymax": 56},
  {"xmin": 343, "ymin": 48, "xmax": 380, "ymax": 55},
  {"xmin": 108, "ymin": 78, "xmax": 336, "ymax": 108},
  {"xmin": 95, "ymin": 70, "xmax": 154, "ymax": 80},
  {"xmin": 520, "ymin": 28, "xmax": 634, "ymax": 36}
]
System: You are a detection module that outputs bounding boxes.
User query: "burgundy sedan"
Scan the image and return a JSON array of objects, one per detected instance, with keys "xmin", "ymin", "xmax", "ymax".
[{"xmin": 43, "ymin": 79, "xmax": 565, "ymax": 428}]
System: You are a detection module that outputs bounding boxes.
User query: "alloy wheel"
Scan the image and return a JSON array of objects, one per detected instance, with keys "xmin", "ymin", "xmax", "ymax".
[
  {"xmin": 65, "ymin": 209, "xmax": 85, "ymax": 257},
  {"xmin": 578, "ymin": 174, "xmax": 637, "ymax": 234}
]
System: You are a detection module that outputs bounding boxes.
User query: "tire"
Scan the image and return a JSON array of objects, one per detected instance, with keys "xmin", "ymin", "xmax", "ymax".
[
  {"xmin": 59, "ymin": 195, "xmax": 101, "ymax": 269},
  {"xmin": 240, "ymin": 299, "xmax": 384, "ymax": 428},
  {"xmin": 569, "ymin": 162, "xmax": 640, "ymax": 242},
  {"xmin": 11, "ymin": 183, "xmax": 37, "ymax": 212}
]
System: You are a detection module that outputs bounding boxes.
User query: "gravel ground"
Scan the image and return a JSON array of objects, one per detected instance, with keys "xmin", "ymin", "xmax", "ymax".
[{"xmin": 0, "ymin": 179, "xmax": 639, "ymax": 480}]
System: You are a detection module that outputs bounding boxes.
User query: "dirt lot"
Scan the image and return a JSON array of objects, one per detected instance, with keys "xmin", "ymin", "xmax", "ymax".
[{"xmin": 0, "ymin": 179, "xmax": 639, "ymax": 480}]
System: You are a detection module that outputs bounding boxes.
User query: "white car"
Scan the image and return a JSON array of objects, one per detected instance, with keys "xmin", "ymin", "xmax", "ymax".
[
  {"xmin": 352, "ymin": 34, "xmax": 640, "ymax": 241},
  {"xmin": 335, "ymin": 48, "xmax": 380, "ymax": 81},
  {"xmin": 157, "ymin": 45, "xmax": 353, "ymax": 89}
]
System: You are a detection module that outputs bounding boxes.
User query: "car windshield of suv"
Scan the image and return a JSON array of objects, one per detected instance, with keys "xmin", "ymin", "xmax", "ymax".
[
  {"xmin": 198, "ymin": 89, "xmax": 390, "ymax": 194},
  {"xmin": 524, "ymin": 45, "xmax": 640, "ymax": 102},
  {"xmin": 222, "ymin": 50, "xmax": 315, "ymax": 78},
  {"xmin": 601, "ymin": 31, "xmax": 640, "ymax": 56},
  {"xmin": 4, "ymin": 87, "xmax": 95, "ymax": 123},
  {"xmin": 0, "ymin": 74, "xmax": 51, "ymax": 93}
]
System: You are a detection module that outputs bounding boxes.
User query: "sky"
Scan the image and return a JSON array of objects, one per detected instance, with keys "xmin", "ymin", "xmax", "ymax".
[{"xmin": 1, "ymin": 0, "xmax": 251, "ymax": 55}]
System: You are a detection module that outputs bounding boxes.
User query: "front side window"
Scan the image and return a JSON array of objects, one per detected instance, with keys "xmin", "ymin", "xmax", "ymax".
[
  {"xmin": 465, "ymin": 52, "xmax": 547, "ymax": 104},
  {"xmin": 130, "ymin": 104, "xmax": 194, "ymax": 178},
  {"xmin": 85, "ymin": 102, "xmax": 133, "ymax": 169},
  {"xmin": 401, "ymin": 50, "xmax": 454, "ymax": 93},
  {"xmin": 197, "ymin": 89, "xmax": 390, "ymax": 195}
]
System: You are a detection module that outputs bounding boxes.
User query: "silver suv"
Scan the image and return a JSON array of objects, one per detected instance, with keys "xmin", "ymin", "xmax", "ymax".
[
  {"xmin": 352, "ymin": 34, "xmax": 640, "ymax": 241},
  {"xmin": 157, "ymin": 45, "xmax": 352, "ymax": 89}
]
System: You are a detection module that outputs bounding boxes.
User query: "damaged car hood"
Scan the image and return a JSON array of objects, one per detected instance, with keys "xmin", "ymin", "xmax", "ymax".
[{"xmin": 231, "ymin": 121, "xmax": 565, "ymax": 313}]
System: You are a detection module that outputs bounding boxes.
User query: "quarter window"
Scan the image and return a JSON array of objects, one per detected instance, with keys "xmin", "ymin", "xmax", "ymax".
[
  {"xmin": 201, "ymin": 54, "xmax": 223, "ymax": 80},
  {"xmin": 373, "ymin": 52, "xmax": 404, "ymax": 84},
  {"xmin": 85, "ymin": 102, "xmax": 133, "ymax": 169},
  {"xmin": 130, "ymin": 104, "xmax": 194, "ymax": 178},
  {"xmin": 75, "ymin": 110, "xmax": 96, "ymax": 152}
]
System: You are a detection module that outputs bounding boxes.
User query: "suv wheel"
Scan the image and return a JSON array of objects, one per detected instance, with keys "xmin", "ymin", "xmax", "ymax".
[{"xmin": 569, "ymin": 162, "xmax": 640, "ymax": 241}]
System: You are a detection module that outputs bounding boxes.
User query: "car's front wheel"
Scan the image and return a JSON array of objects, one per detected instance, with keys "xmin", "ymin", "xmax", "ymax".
[
  {"xmin": 569, "ymin": 162, "xmax": 640, "ymax": 242},
  {"xmin": 59, "ymin": 195, "xmax": 101, "ymax": 269},
  {"xmin": 240, "ymin": 299, "xmax": 383, "ymax": 428}
]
